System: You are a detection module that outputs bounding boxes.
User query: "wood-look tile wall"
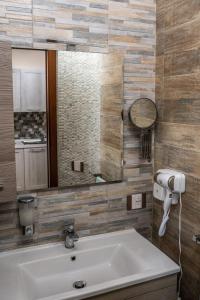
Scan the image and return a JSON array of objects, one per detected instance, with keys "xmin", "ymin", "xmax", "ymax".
[
  {"xmin": 100, "ymin": 53, "xmax": 123, "ymax": 181},
  {"xmin": 154, "ymin": 1, "xmax": 200, "ymax": 299},
  {"xmin": 0, "ymin": 1, "xmax": 155, "ymax": 251},
  {"xmin": 0, "ymin": 43, "xmax": 16, "ymax": 205}
]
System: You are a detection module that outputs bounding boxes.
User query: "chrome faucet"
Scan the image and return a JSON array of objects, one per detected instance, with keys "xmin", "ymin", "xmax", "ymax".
[
  {"xmin": 64, "ymin": 223, "xmax": 79, "ymax": 249},
  {"xmin": 192, "ymin": 234, "xmax": 200, "ymax": 245}
]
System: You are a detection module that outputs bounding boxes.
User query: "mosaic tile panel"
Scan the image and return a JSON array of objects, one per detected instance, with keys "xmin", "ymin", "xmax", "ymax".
[
  {"xmin": 14, "ymin": 112, "xmax": 46, "ymax": 139},
  {"xmin": 57, "ymin": 52, "xmax": 101, "ymax": 186}
]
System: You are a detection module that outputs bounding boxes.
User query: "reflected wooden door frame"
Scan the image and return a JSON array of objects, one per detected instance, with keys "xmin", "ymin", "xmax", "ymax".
[{"xmin": 46, "ymin": 50, "xmax": 58, "ymax": 187}]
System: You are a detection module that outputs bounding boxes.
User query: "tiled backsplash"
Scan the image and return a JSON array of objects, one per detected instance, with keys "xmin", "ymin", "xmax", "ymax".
[
  {"xmin": 0, "ymin": 0, "xmax": 155, "ymax": 253},
  {"xmin": 14, "ymin": 112, "xmax": 46, "ymax": 139}
]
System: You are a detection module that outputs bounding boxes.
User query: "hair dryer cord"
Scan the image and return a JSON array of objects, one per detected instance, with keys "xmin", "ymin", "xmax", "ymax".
[{"xmin": 158, "ymin": 192, "xmax": 172, "ymax": 237}]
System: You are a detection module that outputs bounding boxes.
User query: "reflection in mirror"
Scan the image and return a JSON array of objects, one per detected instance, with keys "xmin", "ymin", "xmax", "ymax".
[
  {"xmin": 12, "ymin": 49, "xmax": 123, "ymax": 192},
  {"xmin": 12, "ymin": 49, "xmax": 48, "ymax": 192},
  {"xmin": 57, "ymin": 52, "xmax": 123, "ymax": 187}
]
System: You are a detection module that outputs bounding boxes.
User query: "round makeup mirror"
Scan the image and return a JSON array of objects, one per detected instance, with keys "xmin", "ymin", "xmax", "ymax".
[
  {"xmin": 129, "ymin": 98, "xmax": 157, "ymax": 129},
  {"xmin": 129, "ymin": 98, "xmax": 157, "ymax": 162}
]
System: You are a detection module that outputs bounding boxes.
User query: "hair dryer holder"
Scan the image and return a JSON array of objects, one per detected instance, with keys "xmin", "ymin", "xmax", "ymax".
[{"xmin": 153, "ymin": 169, "xmax": 185, "ymax": 237}]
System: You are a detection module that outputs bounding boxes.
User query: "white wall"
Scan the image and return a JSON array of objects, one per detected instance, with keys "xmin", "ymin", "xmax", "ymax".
[{"xmin": 12, "ymin": 49, "xmax": 45, "ymax": 71}]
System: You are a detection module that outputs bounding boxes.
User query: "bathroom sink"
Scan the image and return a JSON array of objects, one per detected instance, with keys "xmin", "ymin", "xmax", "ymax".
[
  {"xmin": 20, "ymin": 244, "xmax": 143, "ymax": 300},
  {"xmin": 0, "ymin": 229, "xmax": 179, "ymax": 300}
]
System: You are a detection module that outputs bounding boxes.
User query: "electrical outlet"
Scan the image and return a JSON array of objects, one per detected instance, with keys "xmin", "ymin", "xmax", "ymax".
[
  {"xmin": 127, "ymin": 193, "xmax": 146, "ymax": 210},
  {"xmin": 71, "ymin": 161, "xmax": 84, "ymax": 172},
  {"xmin": 132, "ymin": 194, "xmax": 142, "ymax": 209}
]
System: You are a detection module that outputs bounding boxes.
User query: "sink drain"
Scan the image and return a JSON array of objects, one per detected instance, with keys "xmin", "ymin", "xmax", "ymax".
[{"xmin": 73, "ymin": 280, "xmax": 87, "ymax": 289}]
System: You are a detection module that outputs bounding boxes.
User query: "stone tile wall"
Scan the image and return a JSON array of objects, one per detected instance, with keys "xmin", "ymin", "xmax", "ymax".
[{"xmin": 0, "ymin": 0, "xmax": 155, "ymax": 251}]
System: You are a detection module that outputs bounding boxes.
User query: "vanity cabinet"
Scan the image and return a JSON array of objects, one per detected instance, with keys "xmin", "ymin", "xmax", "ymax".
[
  {"xmin": 13, "ymin": 69, "xmax": 46, "ymax": 112},
  {"xmin": 15, "ymin": 145, "xmax": 48, "ymax": 191},
  {"xmin": 86, "ymin": 275, "xmax": 177, "ymax": 300},
  {"xmin": 15, "ymin": 149, "xmax": 25, "ymax": 191}
]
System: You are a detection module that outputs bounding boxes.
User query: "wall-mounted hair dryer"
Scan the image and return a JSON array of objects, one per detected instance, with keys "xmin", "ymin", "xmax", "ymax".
[{"xmin": 153, "ymin": 169, "xmax": 185, "ymax": 237}]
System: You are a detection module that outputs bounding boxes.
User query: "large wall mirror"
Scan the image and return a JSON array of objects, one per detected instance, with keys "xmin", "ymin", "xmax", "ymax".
[{"xmin": 12, "ymin": 49, "xmax": 123, "ymax": 192}]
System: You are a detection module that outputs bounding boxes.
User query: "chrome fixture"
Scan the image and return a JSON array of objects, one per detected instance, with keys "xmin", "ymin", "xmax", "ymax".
[
  {"xmin": 73, "ymin": 280, "xmax": 86, "ymax": 289},
  {"xmin": 192, "ymin": 234, "xmax": 200, "ymax": 245},
  {"xmin": 64, "ymin": 222, "xmax": 79, "ymax": 249}
]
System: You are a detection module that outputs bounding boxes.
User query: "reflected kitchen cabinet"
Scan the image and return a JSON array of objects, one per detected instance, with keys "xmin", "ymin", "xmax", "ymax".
[
  {"xmin": 24, "ymin": 147, "xmax": 48, "ymax": 190},
  {"xmin": 15, "ymin": 145, "xmax": 48, "ymax": 191},
  {"xmin": 15, "ymin": 149, "xmax": 25, "ymax": 191},
  {"xmin": 21, "ymin": 71, "xmax": 46, "ymax": 112},
  {"xmin": 13, "ymin": 69, "xmax": 46, "ymax": 112},
  {"xmin": 13, "ymin": 69, "xmax": 21, "ymax": 112}
]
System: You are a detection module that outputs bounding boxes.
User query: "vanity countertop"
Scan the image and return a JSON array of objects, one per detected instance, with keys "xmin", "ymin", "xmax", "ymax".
[{"xmin": 15, "ymin": 139, "xmax": 47, "ymax": 149}]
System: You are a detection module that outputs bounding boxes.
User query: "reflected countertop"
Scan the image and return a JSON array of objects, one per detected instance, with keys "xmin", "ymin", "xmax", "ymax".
[{"xmin": 15, "ymin": 139, "xmax": 47, "ymax": 149}]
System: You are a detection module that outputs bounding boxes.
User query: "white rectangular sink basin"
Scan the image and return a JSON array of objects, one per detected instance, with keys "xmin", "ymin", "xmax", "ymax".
[
  {"xmin": 20, "ymin": 244, "xmax": 144, "ymax": 300},
  {"xmin": 0, "ymin": 229, "xmax": 179, "ymax": 300}
]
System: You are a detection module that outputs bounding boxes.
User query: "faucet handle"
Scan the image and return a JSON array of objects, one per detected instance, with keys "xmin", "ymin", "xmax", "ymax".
[
  {"xmin": 64, "ymin": 224, "xmax": 74, "ymax": 233},
  {"xmin": 73, "ymin": 232, "xmax": 79, "ymax": 242},
  {"xmin": 192, "ymin": 234, "xmax": 200, "ymax": 245}
]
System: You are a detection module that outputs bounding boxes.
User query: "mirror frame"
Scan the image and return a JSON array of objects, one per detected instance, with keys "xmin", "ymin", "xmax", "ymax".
[{"xmin": 129, "ymin": 97, "xmax": 157, "ymax": 130}]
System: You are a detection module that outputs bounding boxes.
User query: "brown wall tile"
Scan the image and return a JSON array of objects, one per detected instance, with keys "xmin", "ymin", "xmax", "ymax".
[{"xmin": 154, "ymin": 1, "xmax": 200, "ymax": 299}]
